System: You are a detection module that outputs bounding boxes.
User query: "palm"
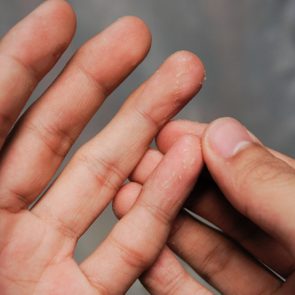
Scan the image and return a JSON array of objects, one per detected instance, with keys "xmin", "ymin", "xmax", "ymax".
[{"xmin": 0, "ymin": 211, "xmax": 97, "ymax": 294}]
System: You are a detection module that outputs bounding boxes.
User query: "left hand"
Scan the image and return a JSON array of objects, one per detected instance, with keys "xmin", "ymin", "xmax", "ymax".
[
  {"xmin": 0, "ymin": 1, "xmax": 205, "ymax": 294},
  {"xmin": 114, "ymin": 118, "xmax": 295, "ymax": 294}
]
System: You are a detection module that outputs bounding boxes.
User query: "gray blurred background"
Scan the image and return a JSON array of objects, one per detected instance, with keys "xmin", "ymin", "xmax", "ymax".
[{"xmin": 1, "ymin": 0, "xmax": 295, "ymax": 294}]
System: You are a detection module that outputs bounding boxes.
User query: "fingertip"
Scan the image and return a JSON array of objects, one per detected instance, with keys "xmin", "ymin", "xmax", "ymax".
[
  {"xmin": 168, "ymin": 50, "xmax": 206, "ymax": 97},
  {"xmin": 134, "ymin": 52, "xmax": 205, "ymax": 128},
  {"xmin": 168, "ymin": 134, "xmax": 203, "ymax": 174},
  {"xmin": 178, "ymin": 134, "xmax": 202, "ymax": 159},
  {"xmin": 0, "ymin": 0, "xmax": 77, "ymax": 78},
  {"xmin": 52, "ymin": 0, "xmax": 77, "ymax": 35},
  {"xmin": 113, "ymin": 16, "xmax": 152, "ymax": 60},
  {"xmin": 75, "ymin": 15, "xmax": 151, "ymax": 91},
  {"xmin": 33, "ymin": 0, "xmax": 77, "ymax": 38},
  {"xmin": 157, "ymin": 120, "xmax": 207, "ymax": 153},
  {"xmin": 131, "ymin": 149, "xmax": 163, "ymax": 183},
  {"xmin": 119, "ymin": 16, "xmax": 152, "ymax": 44},
  {"xmin": 113, "ymin": 182, "xmax": 142, "ymax": 218}
]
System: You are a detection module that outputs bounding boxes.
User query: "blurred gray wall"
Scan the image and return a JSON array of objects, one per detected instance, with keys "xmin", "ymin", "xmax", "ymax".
[{"xmin": 1, "ymin": 0, "xmax": 295, "ymax": 294}]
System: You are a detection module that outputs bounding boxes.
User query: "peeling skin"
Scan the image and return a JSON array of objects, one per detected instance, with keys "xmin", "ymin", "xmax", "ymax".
[
  {"xmin": 182, "ymin": 156, "xmax": 198, "ymax": 169},
  {"xmin": 161, "ymin": 172, "xmax": 177, "ymax": 190},
  {"xmin": 181, "ymin": 146, "xmax": 198, "ymax": 169}
]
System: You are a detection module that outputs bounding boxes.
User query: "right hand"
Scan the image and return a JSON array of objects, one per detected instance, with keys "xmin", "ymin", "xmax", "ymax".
[{"xmin": 114, "ymin": 118, "xmax": 295, "ymax": 294}]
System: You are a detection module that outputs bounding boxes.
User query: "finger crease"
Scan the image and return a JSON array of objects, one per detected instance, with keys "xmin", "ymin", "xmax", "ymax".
[
  {"xmin": 74, "ymin": 63, "xmax": 110, "ymax": 98},
  {"xmin": 2, "ymin": 53, "xmax": 39, "ymax": 83},
  {"xmin": 134, "ymin": 104, "xmax": 160, "ymax": 131},
  {"xmin": 109, "ymin": 234, "xmax": 149, "ymax": 270},
  {"xmin": 200, "ymin": 239, "xmax": 235, "ymax": 280},
  {"xmin": 0, "ymin": 187, "xmax": 30, "ymax": 212},
  {"xmin": 139, "ymin": 199, "xmax": 171, "ymax": 227},
  {"xmin": 23, "ymin": 120, "xmax": 75, "ymax": 159},
  {"xmin": 163, "ymin": 269, "xmax": 188, "ymax": 295},
  {"xmin": 75, "ymin": 152, "xmax": 125, "ymax": 193}
]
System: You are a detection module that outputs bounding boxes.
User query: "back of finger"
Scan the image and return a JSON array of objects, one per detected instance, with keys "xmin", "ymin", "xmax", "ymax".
[
  {"xmin": 203, "ymin": 117, "xmax": 295, "ymax": 255},
  {"xmin": 169, "ymin": 213, "xmax": 283, "ymax": 295},
  {"xmin": 153, "ymin": 119, "xmax": 295, "ymax": 275},
  {"xmin": 130, "ymin": 147, "xmax": 294, "ymax": 277},
  {"xmin": 0, "ymin": 0, "xmax": 76, "ymax": 148},
  {"xmin": 80, "ymin": 135, "xmax": 203, "ymax": 294},
  {"xmin": 156, "ymin": 120, "xmax": 207, "ymax": 153}
]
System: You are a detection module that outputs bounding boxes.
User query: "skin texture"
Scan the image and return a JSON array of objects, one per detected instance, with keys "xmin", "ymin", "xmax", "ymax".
[
  {"xmin": 113, "ymin": 118, "xmax": 295, "ymax": 294},
  {"xmin": 0, "ymin": 1, "xmax": 207, "ymax": 294}
]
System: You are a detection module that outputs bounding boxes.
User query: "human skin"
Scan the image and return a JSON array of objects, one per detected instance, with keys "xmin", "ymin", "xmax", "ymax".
[
  {"xmin": 0, "ymin": 1, "xmax": 207, "ymax": 294},
  {"xmin": 114, "ymin": 118, "xmax": 295, "ymax": 294}
]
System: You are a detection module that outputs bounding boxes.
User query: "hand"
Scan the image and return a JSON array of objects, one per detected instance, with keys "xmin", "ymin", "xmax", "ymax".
[
  {"xmin": 0, "ymin": 1, "xmax": 205, "ymax": 294},
  {"xmin": 114, "ymin": 118, "xmax": 295, "ymax": 294}
]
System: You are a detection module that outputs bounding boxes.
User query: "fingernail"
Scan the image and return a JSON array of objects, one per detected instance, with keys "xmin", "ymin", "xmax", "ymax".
[{"xmin": 207, "ymin": 118, "xmax": 253, "ymax": 158}]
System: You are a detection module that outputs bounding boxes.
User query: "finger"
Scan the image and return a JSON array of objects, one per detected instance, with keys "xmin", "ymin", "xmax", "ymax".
[
  {"xmin": 202, "ymin": 117, "xmax": 295, "ymax": 255},
  {"xmin": 186, "ymin": 171, "xmax": 294, "ymax": 277},
  {"xmin": 113, "ymin": 183, "xmax": 283, "ymax": 295},
  {"xmin": 142, "ymin": 247, "xmax": 212, "ymax": 295},
  {"xmin": 32, "ymin": 51, "xmax": 205, "ymax": 239},
  {"xmin": 131, "ymin": 134, "xmax": 294, "ymax": 276},
  {"xmin": 169, "ymin": 214, "xmax": 283, "ymax": 295},
  {"xmin": 0, "ymin": 0, "xmax": 76, "ymax": 148},
  {"xmin": 130, "ymin": 119, "xmax": 206, "ymax": 183},
  {"xmin": 0, "ymin": 16, "xmax": 151, "ymax": 212},
  {"xmin": 113, "ymin": 184, "xmax": 212, "ymax": 295},
  {"xmin": 130, "ymin": 148, "xmax": 163, "ymax": 183},
  {"xmin": 80, "ymin": 135, "xmax": 203, "ymax": 294},
  {"xmin": 156, "ymin": 120, "xmax": 207, "ymax": 153},
  {"xmin": 267, "ymin": 148, "xmax": 295, "ymax": 169},
  {"xmin": 153, "ymin": 120, "xmax": 295, "ymax": 275},
  {"xmin": 157, "ymin": 120, "xmax": 295, "ymax": 169}
]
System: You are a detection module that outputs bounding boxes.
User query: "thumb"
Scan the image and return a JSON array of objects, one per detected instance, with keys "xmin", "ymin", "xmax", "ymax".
[{"xmin": 202, "ymin": 117, "xmax": 295, "ymax": 254}]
